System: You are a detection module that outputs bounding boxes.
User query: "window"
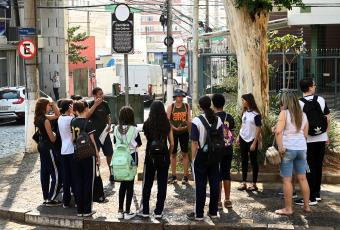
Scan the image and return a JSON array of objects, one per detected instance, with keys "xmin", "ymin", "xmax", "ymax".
[
  {"xmin": 57, "ymin": 54, "xmax": 58, "ymax": 64},
  {"xmin": 55, "ymin": 18, "xmax": 58, "ymax": 27},
  {"xmin": 48, "ymin": 37, "xmax": 51, "ymax": 46},
  {"xmin": 48, "ymin": 18, "xmax": 50, "ymax": 28},
  {"xmin": 145, "ymin": 26, "xmax": 154, "ymax": 32},
  {"xmin": 0, "ymin": 90, "xmax": 20, "ymax": 100},
  {"xmin": 56, "ymin": 37, "xmax": 58, "ymax": 46},
  {"xmin": 49, "ymin": 54, "xmax": 51, "ymax": 64}
]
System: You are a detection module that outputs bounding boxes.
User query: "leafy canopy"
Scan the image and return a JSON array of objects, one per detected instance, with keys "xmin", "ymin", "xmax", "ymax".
[
  {"xmin": 234, "ymin": 0, "xmax": 304, "ymax": 17},
  {"xmin": 67, "ymin": 26, "xmax": 89, "ymax": 64},
  {"xmin": 268, "ymin": 30, "xmax": 305, "ymax": 54}
]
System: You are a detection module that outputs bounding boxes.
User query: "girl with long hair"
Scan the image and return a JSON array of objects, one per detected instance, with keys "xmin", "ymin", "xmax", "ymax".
[
  {"xmin": 71, "ymin": 100, "xmax": 100, "ymax": 217},
  {"xmin": 275, "ymin": 90, "xmax": 310, "ymax": 215},
  {"xmin": 187, "ymin": 96, "xmax": 223, "ymax": 221},
  {"xmin": 114, "ymin": 106, "xmax": 142, "ymax": 220},
  {"xmin": 34, "ymin": 97, "xmax": 61, "ymax": 206},
  {"xmin": 238, "ymin": 93, "xmax": 262, "ymax": 191},
  {"xmin": 140, "ymin": 101, "xmax": 174, "ymax": 219}
]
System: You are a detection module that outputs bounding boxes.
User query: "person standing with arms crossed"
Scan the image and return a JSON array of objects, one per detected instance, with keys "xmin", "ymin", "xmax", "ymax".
[
  {"xmin": 88, "ymin": 87, "xmax": 114, "ymax": 184},
  {"xmin": 51, "ymin": 71, "xmax": 60, "ymax": 101},
  {"xmin": 167, "ymin": 89, "xmax": 191, "ymax": 185}
]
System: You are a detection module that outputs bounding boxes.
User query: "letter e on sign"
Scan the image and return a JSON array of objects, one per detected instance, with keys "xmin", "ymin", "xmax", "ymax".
[{"xmin": 18, "ymin": 40, "xmax": 37, "ymax": 59}]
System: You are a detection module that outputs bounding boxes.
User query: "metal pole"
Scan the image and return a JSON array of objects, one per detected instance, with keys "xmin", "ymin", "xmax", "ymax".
[
  {"xmin": 192, "ymin": 0, "xmax": 199, "ymax": 110},
  {"xmin": 166, "ymin": 0, "xmax": 173, "ymax": 105},
  {"xmin": 124, "ymin": 54, "xmax": 129, "ymax": 106},
  {"xmin": 282, "ymin": 51, "xmax": 286, "ymax": 89},
  {"xmin": 87, "ymin": 1, "xmax": 90, "ymax": 35},
  {"xmin": 24, "ymin": 0, "xmax": 39, "ymax": 153}
]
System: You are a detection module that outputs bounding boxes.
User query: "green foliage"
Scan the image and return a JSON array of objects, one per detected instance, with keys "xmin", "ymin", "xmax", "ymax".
[
  {"xmin": 268, "ymin": 30, "xmax": 305, "ymax": 54},
  {"xmin": 234, "ymin": 0, "xmax": 304, "ymax": 18},
  {"xmin": 67, "ymin": 26, "xmax": 89, "ymax": 64},
  {"xmin": 211, "ymin": 57, "xmax": 238, "ymax": 94}
]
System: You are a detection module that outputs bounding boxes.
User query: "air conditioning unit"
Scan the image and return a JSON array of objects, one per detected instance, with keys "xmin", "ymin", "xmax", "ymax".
[{"xmin": 7, "ymin": 27, "xmax": 19, "ymax": 42}]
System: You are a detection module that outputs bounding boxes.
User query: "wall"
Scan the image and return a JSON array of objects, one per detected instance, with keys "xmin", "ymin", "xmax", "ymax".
[{"xmin": 68, "ymin": 36, "xmax": 96, "ymax": 97}]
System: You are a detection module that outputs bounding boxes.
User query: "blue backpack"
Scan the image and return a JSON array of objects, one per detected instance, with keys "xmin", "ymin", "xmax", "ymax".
[{"xmin": 111, "ymin": 126, "xmax": 137, "ymax": 181}]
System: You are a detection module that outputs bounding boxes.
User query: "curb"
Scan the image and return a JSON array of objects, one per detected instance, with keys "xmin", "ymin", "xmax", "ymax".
[
  {"xmin": 0, "ymin": 207, "xmax": 337, "ymax": 230},
  {"xmin": 137, "ymin": 172, "xmax": 340, "ymax": 184}
]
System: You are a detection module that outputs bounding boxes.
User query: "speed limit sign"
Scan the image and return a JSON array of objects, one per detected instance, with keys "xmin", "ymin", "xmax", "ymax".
[{"xmin": 18, "ymin": 40, "xmax": 36, "ymax": 59}]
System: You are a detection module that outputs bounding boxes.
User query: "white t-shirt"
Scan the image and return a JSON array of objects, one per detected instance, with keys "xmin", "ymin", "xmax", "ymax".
[
  {"xmin": 299, "ymin": 95, "xmax": 329, "ymax": 143},
  {"xmin": 240, "ymin": 111, "xmax": 262, "ymax": 142},
  {"xmin": 282, "ymin": 110, "xmax": 308, "ymax": 150},
  {"xmin": 58, "ymin": 115, "xmax": 74, "ymax": 155},
  {"xmin": 191, "ymin": 114, "xmax": 223, "ymax": 148},
  {"xmin": 114, "ymin": 125, "xmax": 140, "ymax": 153},
  {"xmin": 53, "ymin": 75, "xmax": 60, "ymax": 88}
]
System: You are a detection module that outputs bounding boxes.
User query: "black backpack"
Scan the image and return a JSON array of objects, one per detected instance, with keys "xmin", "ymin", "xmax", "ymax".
[
  {"xmin": 74, "ymin": 120, "xmax": 96, "ymax": 160},
  {"xmin": 198, "ymin": 115, "xmax": 225, "ymax": 166},
  {"xmin": 148, "ymin": 136, "xmax": 166, "ymax": 163},
  {"xmin": 300, "ymin": 96, "xmax": 327, "ymax": 136}
]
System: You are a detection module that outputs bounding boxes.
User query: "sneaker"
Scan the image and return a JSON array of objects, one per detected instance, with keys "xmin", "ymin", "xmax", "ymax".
[
  {"xmin": 138, "ymin": 212, "xmax": 150, "ymax": 218},
  {"xmin": 316, "ymin": 196, "xmax": 322, "ymax": 202},
  {"xmin": 295, "ymin": 198, "xmax": 318, "ymax": 206},
  {"xmin": 224, "ymin": 200, "xmax": 232, "ymax": 209},
  {"xmin": 117, "ymin": 211, "xmax": 124, "ymax": 219},
  {"xmin": 218, "ymin": 202, "xmax": 223, "ymax": 210},
  {"xmin": 168, "ymin": 175, "xmax": 177, "ymax": 184},
  {"xmin": 237, "ymin": 183, "xmax": 247, "ymax": 191},
  {"xmin": 77, "ymin": 214, "xmax": 83, "ymax": 217},
  {"xmin": 208, "ymin": 212, "xmax": 220, "ymax": 219},
  {"xmin": 292, "ymin": 193, "xmax": 298, "ymax": 199},
  {"xmin": 182, "ymin": 176, "xmax": 189, "ymax": 185},
  {"xmin": 45, "ymin": 200, "xmax": 62, "ymax": 207},
  {"xmin": 42, "ymin": 200, "xmax": 48, "ymax": 206},
  {"xmin": 186, "ymin": 212, "xmax": 204, "ymax": 221},
  {"xmin": 124, "ymin": 212, "xmax": 136, "ymax": 220},
  {"xmin": 154, "ymin": 212, "xmax": 163, "ymax": 219},
  {"xmin": 63, "ymin": 204, "xmax": 70, "ymax": 209},
  {"xmin": 83, "ymin": 211, "xmax": 96, "ymax": 217}
]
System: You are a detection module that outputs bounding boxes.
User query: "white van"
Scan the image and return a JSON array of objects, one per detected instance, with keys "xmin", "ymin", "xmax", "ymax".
[{"xmin": 116, "ymin": 64, "xmax": 164, "ymax": 102}]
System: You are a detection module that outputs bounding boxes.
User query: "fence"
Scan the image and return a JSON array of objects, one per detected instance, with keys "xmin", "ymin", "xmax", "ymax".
[{"xmin": 188, "ymin": 49, "xmax": 340, "ymax": 109}]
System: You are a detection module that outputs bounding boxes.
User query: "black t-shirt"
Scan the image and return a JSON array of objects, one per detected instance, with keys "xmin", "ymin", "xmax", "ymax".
[
  {"xmin": 215, "ymin": 111, "xmax": 235, "ymax": 131},
  {"xmin": 71, "ymin": 117, "xmax": 96, "ymax": 143},
  {"xmin": 36, "ymin": 117, "xmax": 52, "ymax": 144},
  {"xmin": 88, "ymin": 100, "xmax": 111, "ymax": 134}
]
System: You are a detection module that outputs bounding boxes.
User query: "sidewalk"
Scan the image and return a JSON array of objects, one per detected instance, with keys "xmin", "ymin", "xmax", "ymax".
[{"xmin": 0, "ymin": 136, "xmax": 339, "ymax": 229}]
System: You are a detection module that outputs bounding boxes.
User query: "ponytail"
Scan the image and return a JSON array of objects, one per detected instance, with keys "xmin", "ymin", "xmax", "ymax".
[{"xmin": 199, "ymin": 96, "xmax": 217, "ymax": 124}]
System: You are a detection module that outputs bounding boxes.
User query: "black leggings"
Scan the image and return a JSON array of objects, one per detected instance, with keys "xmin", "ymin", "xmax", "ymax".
[
  {"xmin": 239, "ymin": 137, "xmax": 259, "ymax": 183},
  {"xmin": 119, "ymin": 180, "xmax": 134, "ymax": 212}
]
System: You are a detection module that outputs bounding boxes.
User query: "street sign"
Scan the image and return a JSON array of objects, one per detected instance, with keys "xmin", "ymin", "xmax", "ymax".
[
  {"xmin": 164, "ymin": 36, "xmax": 174, "ymax": 47},
  {"xmin": 18, "ymin": 40, "xmax": 36, "ymax": 59},
  {"xmin": 162, "ymin": 53, "xmax": 168, "ymax": 62},
  {"xmin": 19, "ymin": 28, "xmax": 36, "ymax": 36},
  {"xmin": 163, "ymin": 63, "xmax": 175, "ymax": 69},
  {"xmin": 177, "ymin": 45, "xmax": 187, "ymax": 56},
  {"xmin": 112, "ymin": 4, "xmax": 134, "ymax": 54}
]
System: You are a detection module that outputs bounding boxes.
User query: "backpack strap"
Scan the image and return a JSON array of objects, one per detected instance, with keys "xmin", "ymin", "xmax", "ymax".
[
  {"xmin": 126, "ymin": 126, "xmax": 136, "ymax": 144},
  {"xmin": 313, "ymin": 95, "xmax": 318, "ymax": 102},
  {"xmin": 114, "ymin": 126, "xmax": 135, "ymax": 145},
  {"xmin": 300, "ymin": 97, "xmax": 308, "ymax": 104}
]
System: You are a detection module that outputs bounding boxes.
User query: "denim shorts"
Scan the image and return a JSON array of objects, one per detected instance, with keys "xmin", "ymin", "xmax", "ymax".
[{"xmin": 280, "ymin": 149, "xmax": 308, "ymax": 177}]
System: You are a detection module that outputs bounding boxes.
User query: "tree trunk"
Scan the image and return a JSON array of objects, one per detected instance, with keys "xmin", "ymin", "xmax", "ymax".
[{"xmin": 223, "ymin": 1, "xmax": 269, "ymax": 117}]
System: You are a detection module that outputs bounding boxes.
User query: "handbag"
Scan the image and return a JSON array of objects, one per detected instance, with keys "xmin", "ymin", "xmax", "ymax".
[
  {"xmin": 32, "ymin": 127, "xmax": 40, "ymax": 144},
  {"xmin": 93, "ymin": 166, "xmax": 106, "ymax": 203},
  {"xmin": 265, "ymin": 136, "xmax": 281, "ymax": 165}
]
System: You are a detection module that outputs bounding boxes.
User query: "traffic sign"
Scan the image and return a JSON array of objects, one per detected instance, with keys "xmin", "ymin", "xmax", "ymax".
[
  {"xmin": 163, "ymin": 63, "xmax": 175, "ymax": 69},
  {"xmin": 18, "ymin": 40, "xmax": 36, "ymax": 59},
  {"xmin": 177, "ymin": 45, "xmax": 187, "ymax": 56},
  {"xmin": 112, "ymin": 4, "xmax": 134, "ymax": 54},
  {"xmin": 164, "ymin": 36, "xmax": 174, "ymax": 47},
  {"xmin": 19, "ymin": 28, "xmax": 36, "ymax": 36}
]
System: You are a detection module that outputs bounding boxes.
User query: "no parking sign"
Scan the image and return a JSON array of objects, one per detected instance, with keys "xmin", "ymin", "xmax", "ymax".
[{"xmin": 18, "ymin": 40, "xmax": 36, "ymax": 59}]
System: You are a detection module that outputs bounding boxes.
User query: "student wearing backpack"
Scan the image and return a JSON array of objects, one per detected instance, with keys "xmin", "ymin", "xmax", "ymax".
[
  {"xmin": 166, "ymin": 89, "xmax": 191, "ymax": 185},
  {"xmin": 87, "ymin": 87, "xmax": 114, "ymax": 184},
  {"xmin": 58, "ymin": 99, "xmax": 76, "ymax": 208},
  {"xmin": 140, "ymin": 101, "xmax": 174, "ymax": 219},
  {"xmin": 295, "ymin": 78, "xmax": 330, "ymax": 206},
  {"xmin": 237, "ymin": 93, "xmax": 262, "ymax": 192},
  {"xmin": 212, "ymin": 94, "xmax": 236, "ymax": 209},
  {"xmin": 34, "ymin": 97, "xmax": 62, "ymax": 207},
  {"xmin": 111, "ymin": 106, "xmax": 142, "ymax": 220},
  {"xmin": 187, "ymin": 96, "xmax": 224, "ymax": 221},
  {"xmin": 71, "ymin": 100, "xmax": 100, "ymax": 217}
]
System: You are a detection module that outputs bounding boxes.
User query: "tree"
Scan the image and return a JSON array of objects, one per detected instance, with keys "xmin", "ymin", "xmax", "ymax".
[
  {"xmin": 67, "ymin": 26, "xmax": 88, "ymax": 64},
  {"xmin": 268, "ymin": 31, "xmax": 305, "ymax": 89},
  {"xmin": 223, "ymin": 0, "xmax": 303, "ymax": 117}
]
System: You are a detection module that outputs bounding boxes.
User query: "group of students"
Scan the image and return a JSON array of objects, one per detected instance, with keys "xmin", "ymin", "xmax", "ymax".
[{"xmin": 33, "ymin": 77, "xmax": 330, "ymax": 220}]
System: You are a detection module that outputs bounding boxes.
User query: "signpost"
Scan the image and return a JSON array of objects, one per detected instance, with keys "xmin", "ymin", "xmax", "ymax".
[
  {"xmin": 18, "ymin": 40, "xmax": 36, "ymax": 59},
  {"xmin": 176, "ymin": 45, "xmax": 187, "ymax": 56},
  {"xmin": 112, "ymin": 4, "xmax": 134, "ymax": 106},
  {"xmin": 163, "ymin": 62, "xmax": 175, "ymax": 69}
]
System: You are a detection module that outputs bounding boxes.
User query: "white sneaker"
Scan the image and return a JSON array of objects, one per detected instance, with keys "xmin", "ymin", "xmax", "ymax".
[
  {"xmin": 208, "ymin": 212, "xmax": 220, "ymax": 219},
  {"xmin": 138, "ymin": 212, "xmax": 150, "ymax": 218},
  {"xmin": 117, "ymin": 211, "xmax": 124, "ymax": 219},
  {"xmin": 154, "ymin": 212, "xmax": 163, "ymax": 219},
  {"xmin": 83, "ymin": 211, "xmax": 96, "ymax": 217},
  {"xmin": 124, "ymin": 212, "xmax": 136, "ymax": 220},
  {"xmin": 77, "ymin": 214, "xmax": 83, "ymax": 217}
]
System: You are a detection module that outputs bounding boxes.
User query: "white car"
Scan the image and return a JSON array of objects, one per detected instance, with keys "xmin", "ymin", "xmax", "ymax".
[{"xmin": 0, "ymin": 87, "xmax": 26, "ymax": 123}]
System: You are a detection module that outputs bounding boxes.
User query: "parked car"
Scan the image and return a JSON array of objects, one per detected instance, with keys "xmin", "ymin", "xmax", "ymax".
[{"xmin": 0, "ymin": 87, "xmax": 25, "ymax": 123}]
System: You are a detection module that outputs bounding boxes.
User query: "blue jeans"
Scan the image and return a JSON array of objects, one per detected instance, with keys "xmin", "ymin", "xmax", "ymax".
[{"xmin": 280, "ymin": 149, "xmax": 308, "ymax": 177}]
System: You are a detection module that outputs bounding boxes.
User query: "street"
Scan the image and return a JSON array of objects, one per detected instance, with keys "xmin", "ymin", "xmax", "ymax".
[{"xmin": 0, "ymin": 123, "xmax": 25, "ymax": 158}]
